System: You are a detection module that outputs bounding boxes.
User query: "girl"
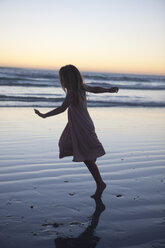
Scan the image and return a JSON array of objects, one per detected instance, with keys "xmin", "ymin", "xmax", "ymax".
[{"xmin": 34, "ymin": 65, "xmax": 119, "ymax": 198}]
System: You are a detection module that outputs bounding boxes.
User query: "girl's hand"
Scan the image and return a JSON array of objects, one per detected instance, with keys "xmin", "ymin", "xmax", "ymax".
[
  {"xmin": 34, "ymin": 109, "xmax": 46, "ymax": 118},
  {"xmin": 109, "ymin": 87, "xmax": 119, "ymax": 93}
]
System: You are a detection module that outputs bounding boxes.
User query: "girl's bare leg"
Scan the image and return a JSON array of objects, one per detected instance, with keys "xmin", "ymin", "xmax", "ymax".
[{"xmin": 84, "ymin": 160, "xmax": 106, "ymax": 198}]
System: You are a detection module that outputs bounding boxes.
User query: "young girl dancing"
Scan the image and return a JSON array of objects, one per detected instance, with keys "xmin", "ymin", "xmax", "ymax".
[{"xmin": 34, "ymin": 65, "xmax": 119, "ymax": 198}]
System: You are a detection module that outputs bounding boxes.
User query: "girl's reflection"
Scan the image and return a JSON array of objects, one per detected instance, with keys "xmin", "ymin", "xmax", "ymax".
[{"xmin": 54, "ymin": 198, "xmax": 106, "ymax": 248}]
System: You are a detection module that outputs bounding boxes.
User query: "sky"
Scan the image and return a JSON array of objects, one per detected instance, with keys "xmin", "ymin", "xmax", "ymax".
[{"xmin": 0, "ymin": 0, "xmax": 165, "ymax": 75}]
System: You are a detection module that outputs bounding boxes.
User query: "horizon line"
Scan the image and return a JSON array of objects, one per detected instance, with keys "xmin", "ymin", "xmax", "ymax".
[{"xmin": 0, "ymin": 64, "xmax": 165, "ymax": 77}]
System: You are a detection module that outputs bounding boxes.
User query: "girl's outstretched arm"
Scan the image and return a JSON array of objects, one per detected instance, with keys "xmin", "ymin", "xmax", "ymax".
[
  {"xmin": 34, "ymin": 90, "xmax": 72, "ymax": 118},
  {"xmin": 84, "ymin": 84, "xmax": 119, "ymax": 94}
]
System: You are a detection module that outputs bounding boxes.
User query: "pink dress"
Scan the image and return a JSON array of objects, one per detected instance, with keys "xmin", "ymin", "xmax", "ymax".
[{"xmin": 58, "ymin": 90, "xmax": 105, "ymax": 162}]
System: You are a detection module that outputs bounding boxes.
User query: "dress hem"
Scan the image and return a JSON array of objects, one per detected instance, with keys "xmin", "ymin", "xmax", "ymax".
[{"xmin": 59, "ymin": 152, "xmax": 105, "ymax": 162}]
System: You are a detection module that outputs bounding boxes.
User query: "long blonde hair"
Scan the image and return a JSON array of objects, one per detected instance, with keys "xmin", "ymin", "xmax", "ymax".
[{"xmin": 59, "ymin": 65, "xmax": 86, "ymax": 104}]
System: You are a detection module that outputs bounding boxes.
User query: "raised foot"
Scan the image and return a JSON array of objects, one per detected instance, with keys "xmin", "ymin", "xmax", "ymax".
[{"xmin": 91, "ymin": 182, "xmax": 106, "ymax": 199}]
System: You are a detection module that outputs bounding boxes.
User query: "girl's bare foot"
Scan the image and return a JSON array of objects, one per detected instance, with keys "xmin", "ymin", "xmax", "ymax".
[{"xmin": 91, "ymin": 182, "xmax": 106, "ymax": 199}]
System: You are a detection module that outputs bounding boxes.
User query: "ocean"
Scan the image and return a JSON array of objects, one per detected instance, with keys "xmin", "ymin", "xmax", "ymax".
[{"xmin": 0, "ymin": 66, "xmax": 165, "ymax": 108}]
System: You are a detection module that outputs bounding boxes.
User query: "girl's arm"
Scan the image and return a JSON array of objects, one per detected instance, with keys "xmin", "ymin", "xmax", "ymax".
[
  {"xmin": 34, "ymin": 90, "xmax": 72, "ymax": 118},
  {"xmin": 84, "ymin": 84, "xmax": 119, "ymax": 94}
]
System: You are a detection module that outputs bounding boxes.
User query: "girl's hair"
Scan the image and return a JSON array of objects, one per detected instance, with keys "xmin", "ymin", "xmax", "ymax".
[{"xmin": 59, "ymin": 65, "xmax": 86, "ymax": 104}]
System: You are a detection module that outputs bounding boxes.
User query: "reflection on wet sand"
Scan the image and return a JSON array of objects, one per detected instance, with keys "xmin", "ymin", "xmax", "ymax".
[{"xmin": 54, "ymin": 198, "xmax": 106, "ymax": 248}]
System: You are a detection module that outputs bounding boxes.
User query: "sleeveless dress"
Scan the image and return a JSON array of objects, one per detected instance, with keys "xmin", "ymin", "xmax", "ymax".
[{"xmin": 58, "ymin": 90, "xmax": 105, "ymax": 162}]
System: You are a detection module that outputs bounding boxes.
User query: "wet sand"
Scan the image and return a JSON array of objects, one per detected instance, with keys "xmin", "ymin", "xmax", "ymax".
[{"xmin": 0, "ymin": 107, "xmax": 165, "ymax": 248}]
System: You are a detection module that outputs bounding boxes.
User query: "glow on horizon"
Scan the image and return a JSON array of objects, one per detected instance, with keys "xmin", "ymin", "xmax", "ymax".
[{"xmin": 0, "ymin": 0, "xmax": 165, "ymax": 75}]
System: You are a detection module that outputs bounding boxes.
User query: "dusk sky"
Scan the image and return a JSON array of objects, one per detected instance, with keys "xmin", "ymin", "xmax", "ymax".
[{"xmin": 0, "ymin": 0, "xmax": 165, "ymax": 75}]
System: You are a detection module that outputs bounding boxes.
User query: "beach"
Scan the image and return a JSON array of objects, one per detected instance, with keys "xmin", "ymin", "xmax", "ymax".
[{"xmin": 0, "ymin": 107, "xmax": 165, "ymax": 248}]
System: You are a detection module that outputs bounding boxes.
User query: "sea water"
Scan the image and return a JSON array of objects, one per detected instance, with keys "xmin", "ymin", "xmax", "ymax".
[{"xmin": 0, "ymin": 66, "xmax": 165, "ymax": 108}]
